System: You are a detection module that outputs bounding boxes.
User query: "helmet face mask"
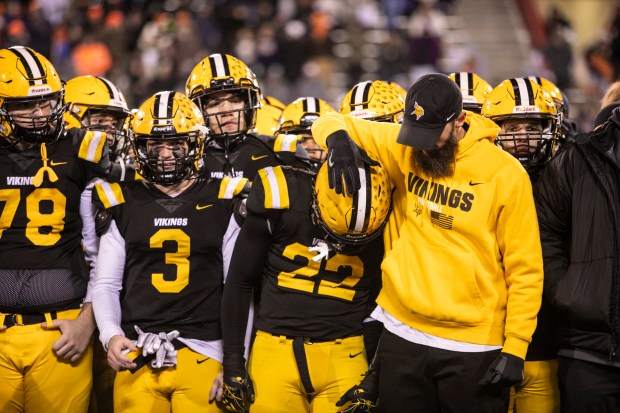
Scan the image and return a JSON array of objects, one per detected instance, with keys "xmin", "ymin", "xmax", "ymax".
[
  {"xmin": 482, "ymin": 78, "xmax": 559, "ymax": 172},
  {"xmin": 0, "ymin": 46, "xmax": 66, "ymax": 149},
  {"xmin": 131, "ymin": 91, "xmax": 206, "ymax": 186},
  {"xmin": 185, "ymin": 54, "xmax": 261, "ymax": 146},
  {"xmin": 312, "ymin": 162, "xmax": 391, "ymax": 246}
]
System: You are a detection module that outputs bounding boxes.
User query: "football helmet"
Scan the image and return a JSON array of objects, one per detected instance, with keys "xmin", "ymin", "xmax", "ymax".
[
  {"xmin": 389, "ymin": 81, "xmax": 408, "ymax": 101},
  {"xmin": 313, "ymin": 161, "xmax": 391, "ymax": 245},
  {"xmin": 482, "ymin": 77, "xmax": 559, "ymax": 172},
  {"xmin": 277, "ymin": 97, "xmax": 335, "ymax": 164},
  {"xmin": 130, "ymin": 91, "xmax": 207, "ymax": 185},
  {"xmin": 448, "ymin": 72, "xmax": 493, "ymax": 114},
  {"xmin": 65, "ymin": 75, "xmax": 130, "ymax": 159},
  {"xmin": 254, "ymin": 96, "xmax": 286, "ymax": 137},
  {"xmin": 339, "ymin": 80, "xmax": 405, "ymax": 123},
  {"xmin": 527, "ymin": 76, "xmax": 566, "ymax": 117},
  {"xmin": 0, "ymin": 46, "xmax": 66, "ymax": 148},
  {"xmin": 185, "ymin": 53, "xmax": 261, "ymax": 145}
]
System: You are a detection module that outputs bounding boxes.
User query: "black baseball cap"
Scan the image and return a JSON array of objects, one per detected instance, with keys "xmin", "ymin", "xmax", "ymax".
[{"xmin": 397, "ymin": 73, "xmax": 463, "ymax": 150}]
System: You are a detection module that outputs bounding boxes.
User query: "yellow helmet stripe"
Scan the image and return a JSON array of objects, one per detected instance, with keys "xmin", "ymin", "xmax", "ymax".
[
  {"xmin": 351, "ymin": 81, "xmax": 372, "ymax": 108},
  {"xmin": 219, "ymin": 176, "xmax": 249, "ymax": 199},
  {"xmin": 350, "ymin": 164, "xmax": 371, "ymax": 232},
  {"xmin": 259, "ymin": 166, "xmax": 289, "ymax": 209},
  {"xmin": 78, "ymin": 131, "xmax": 106, "ymax": 162},
  {"xmin": 9, "ymin": 46, "xmax": 45, "ymax": 86},
  {"xmin": 94, "ymin": 181, "xmax": 125, "ymax": 209}
]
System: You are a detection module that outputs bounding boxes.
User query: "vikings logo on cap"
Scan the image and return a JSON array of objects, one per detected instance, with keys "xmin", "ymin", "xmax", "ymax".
[{"xmin": 413, "ymin": 101, "xmax": 424, "ymax": 120}]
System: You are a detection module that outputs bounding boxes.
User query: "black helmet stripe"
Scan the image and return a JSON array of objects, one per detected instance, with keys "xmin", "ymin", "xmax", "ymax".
[
  {"xmin": 528, "ymin": 76, "xmax": 543, "ymax": 87},
  {"xmin": 455, "ymin": 72, "xmax": 474, "ymax": 95},
  {"xmin": 97, "ymin": 77, "xmax": 122, "ymax": 102},
  {"xmin": 349, "ymin": 163, "xmax": 372, "ymax": 232},
  {"xmin": 9, "ymin": 46, "xmax": 45, "ymax": 86},
  {"xmin": 350, "ymin": 81, "xmax": 372, "ymax": 108},
  {"xmin": 510, "ymin": 78, "xmax": 535, "ymax": 106},
  {"xmin": 209, "ymin": 54, "xmax": 231, "ymax": 77},
  {"xmin": 302, "ymin": 97, "xmax": 319, "ymax": 113},
  {"xmin": 153, "ymin": 91, "xmax": 175, "ymax": 123}
]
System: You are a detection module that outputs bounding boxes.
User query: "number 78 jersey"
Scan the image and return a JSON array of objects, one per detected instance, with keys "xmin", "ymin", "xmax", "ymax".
[{"xmin": 247, "ymin": 166, "xmax": 384, "ymax": 341}]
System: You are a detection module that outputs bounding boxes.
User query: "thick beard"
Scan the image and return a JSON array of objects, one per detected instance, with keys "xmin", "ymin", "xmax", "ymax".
[{"xmin": 412, "ymin": 131, "xmax": 459, "ymax": 179}]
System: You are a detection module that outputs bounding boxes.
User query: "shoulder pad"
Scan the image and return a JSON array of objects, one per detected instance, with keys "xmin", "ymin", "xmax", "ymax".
[
  {"xmin": 93, "ymin": 181, "xmax": 125, "ymax": 210},
  {"xmin": 218, "ymin": 177, "xmax": 251, "ymax": 199},
  {"xmin": 78, "ymin": 130, "xmax": 108, "ymax": 163},
  {"xmin": 256, "ymin": 166, "xmax": 290, "ymax": 210},
  {"xmin": 273, "ymin": 134, "xmax": 301, "ymax": 153},
  {"xmin": 95, "ymin": 209, "xmax": 113, "ymax": 237}
]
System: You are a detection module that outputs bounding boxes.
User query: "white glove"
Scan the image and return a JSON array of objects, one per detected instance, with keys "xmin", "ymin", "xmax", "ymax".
[
  {"xmin": 309, "ymin": 241, "xmax": 330, "ymax": 262},
  {"xmin": 135, "ymin": 326, "xmax": 161, "ymax": 357},
  {"xmin": 150, "ymin": 330, "xmax": 180, "ymax": 369}
]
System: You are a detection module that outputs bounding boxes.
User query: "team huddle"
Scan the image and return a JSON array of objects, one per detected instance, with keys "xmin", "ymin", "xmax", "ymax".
[{"xmin": 0, "ymin": 44, "xmax": 582, "ymax": 413}]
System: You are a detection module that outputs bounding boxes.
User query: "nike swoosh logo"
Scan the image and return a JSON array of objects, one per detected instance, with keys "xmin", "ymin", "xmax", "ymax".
[
  {"xmin": 49, "ymin": 161, "xmax": 68, "ymax": 166},
  {"xmin": 196, "ymin": 204, "xmax": 214, "ymax": 210},
  {"xmin": 349, "ymin": 351, "xmax": 363, "ymax": 358},
  {"xmin": 328, "ymin": 153, "xmax": 334, "ymax": 167},
  {"xmin": 196, "ymin": 358, "xmax": 210, "ymax": 364},
  {"xmin": 469, "ymin": 181, "xmax": 484, "ymax": 186},
  {"xmin": 251, "ymin": 155, "xmax": 268, "ymax": 161}
]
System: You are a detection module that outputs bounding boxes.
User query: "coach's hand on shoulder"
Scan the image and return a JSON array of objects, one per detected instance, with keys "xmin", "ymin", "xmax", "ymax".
[
  {"xmin": 43, "ymin": 303, "xmax": 96, "ymax": 363},
  {"xmin": 326, "ymin": 130, "xmax": 378, "ymax": 195},
  {"xmin": 479, "ymin": 352, "xmax": 524, "ymax": 387},
  {"xmin": 336, "ymin": 365, "xmax": 379, "ymax": 413},
  {"xmin": 221, "ymin": 374, "xmax": 255, "ymax": 413},
  {"xmin": 107, "ymin": 335, "xmax": 138, "ymax": 372}
]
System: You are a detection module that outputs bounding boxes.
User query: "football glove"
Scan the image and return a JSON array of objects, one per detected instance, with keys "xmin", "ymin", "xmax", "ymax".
[
  {"xmin": 335, "ymin": 365, "xmax": 379, "ymax": 413},
  {"xmin": 134, "ymin": 326, "xmax": 180, "ymax": 369},
  {"xmin": 222, "ymin": 375, "xmax": 255, "ymax": 413},
  {"xmin": 479, "ymin": 352, "xmax": 524, "ymax": 387},
  {"xmin": 326, "ymin": 130, "xmax": 379, "ymax": 195}
]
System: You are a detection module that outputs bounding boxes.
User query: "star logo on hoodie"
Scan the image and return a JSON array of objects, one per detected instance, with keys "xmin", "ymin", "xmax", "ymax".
[{"xmin": 412, "ymin": 101, "xmax": 424, "ymax": 120}]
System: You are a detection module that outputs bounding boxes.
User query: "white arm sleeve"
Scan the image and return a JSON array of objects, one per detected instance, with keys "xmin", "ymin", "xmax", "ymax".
[
  {"xmin": 80, "ymin": 180, "xmax": 100, "ymax": 303},
  {"xmin": 93, "ymin": 219, "xmax": 126, "ymax": 349},
  {"xmin": 222, "ymin": 214, "xmax": 242, "ymax": 282}
]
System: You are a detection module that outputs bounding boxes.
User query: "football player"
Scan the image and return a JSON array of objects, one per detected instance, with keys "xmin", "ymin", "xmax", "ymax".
[
  {"xmin": 64, "ymin": 74, "xmax": 133, "ymax": 413},
  {"xmin": 448, "ymin": 72, "xmax": 493, "ymax": 114},
  {"xmin": 92, "ymin": 91, "xmax": 246, "ymax": 412},
  {"xmin": 0, "ymin": 46, "xmax": 111, "ymax": 413},
  {"xmin": 482, "ymin": 77, "xmax": 561, "ymax": 413},
  {"xmin": 185, "ymin": 53, "xmax": 309, "ymax": 180},
  {"xmin": 527, "ymin": 75, "xmax": 577, "ymax": 144},
  {"xmin": 276, "ymin": 97, "xmax": 336, "ymax": 168},
  {"xmin": 221, "ymin": 159, "xmax": 389, "ymax": 413}
]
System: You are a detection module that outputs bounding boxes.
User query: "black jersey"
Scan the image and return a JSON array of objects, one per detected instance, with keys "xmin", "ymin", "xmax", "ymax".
[
  {"xmin": 246, "ymin": 166, "xmax": 384, "ymax": 341},
  {"xmin": 93, "ymin": 178, "xmax": 242, "ymax": 341},
  {"xmin": 203, "ymin": 133, "xmax": 309, "ymax": 179},
  {"xmin": 0, "ymin": 129, "xmax": 110, "ymax": 312}
]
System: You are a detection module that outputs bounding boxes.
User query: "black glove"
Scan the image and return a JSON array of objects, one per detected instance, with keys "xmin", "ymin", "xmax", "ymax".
[
  {"xmin": 326, "ymin": 130, "xmax": 379, "ymax": 195},
  {"xmin": 335, "ymin": 363, "xmax": 379, "ymax": 412},
  {"xmin": 222, "ymin": 375, "xmax": 255, "ymax": 413},
  {"xmin": 478, "ymin": 352, "xmax": 524, "ymax": 387}
]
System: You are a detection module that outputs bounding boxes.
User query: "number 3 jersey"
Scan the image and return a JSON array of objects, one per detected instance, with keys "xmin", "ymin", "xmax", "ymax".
[
  {"xmin": 0, "ymin": 129, "xmax": 110, "ymax": 312},
  {"xmin": 242, "ymin": 166, "xmax": 383, "ymax": 341},
  {"xmin": 92, "ymin": 177, "xmax": 244, "ymax": 341}
]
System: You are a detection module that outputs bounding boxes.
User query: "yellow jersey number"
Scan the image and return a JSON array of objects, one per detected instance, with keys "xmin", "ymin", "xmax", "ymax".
[
  {"xmin": 277, "ymin": 242, "xmax": 363, "ymax": 301},
  {"xmin": 0, "ymin": 188, "xmax": 66, "ymax": 246},
  {"xmin": 150, "ymin": 228, "xmax": 191, "ymax": 293}
]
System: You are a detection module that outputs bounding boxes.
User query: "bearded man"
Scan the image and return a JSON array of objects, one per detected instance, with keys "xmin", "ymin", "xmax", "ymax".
[{"xmin": 311, "ymin": 74, "xmax": 544, "ymax": 413}]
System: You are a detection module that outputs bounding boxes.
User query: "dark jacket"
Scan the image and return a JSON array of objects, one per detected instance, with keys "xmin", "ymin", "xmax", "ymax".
[{"xmin": 534, "ymin": 112, "xmax": 620, "ymax": 365}]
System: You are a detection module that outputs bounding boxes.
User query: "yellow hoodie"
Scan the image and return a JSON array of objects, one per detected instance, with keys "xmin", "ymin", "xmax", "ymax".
[{"xmin": 311, "ymin": 111, "xmax": 543, "ymax": 359}]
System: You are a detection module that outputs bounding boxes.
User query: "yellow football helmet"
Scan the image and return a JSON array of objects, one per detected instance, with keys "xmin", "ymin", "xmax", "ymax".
[
  {"xmin": 185, "ymin": 53, "xmax": 261, "ymax": 143},
  {"xmin": 339, "ymin": 80, "xmax": 404, "ymax": 123},
  {"xmin": 482, "ymin": 78, "xmax": 559, "ymax": 172},
  {"xmin": 254, "ymin": 96, "xmax": 286, "ymax": 137},
  {"xmin": 277, "ymin": 97, "xmax": 335, "ymax": 165},
  {"xmin": 389, "ymin": 81, "xmax": 408, "ymax": 101},
  {"xmin": 313, "ymin": 161, "xmax": 391, "ymax": 245},
  {"xmin": 0, "ymin": 46, "xmax": 66, "ymax": 148},
  {"xmin": 130, "ymin": 91, "xmax": 207, "ymax": 185},
  {"xmin": 65, "ymin": 75, "xmax": 130, "ymax": 158},
  {"xmin": 448, "ymin": 72, "xmax": 492, "ymax": 114}
]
